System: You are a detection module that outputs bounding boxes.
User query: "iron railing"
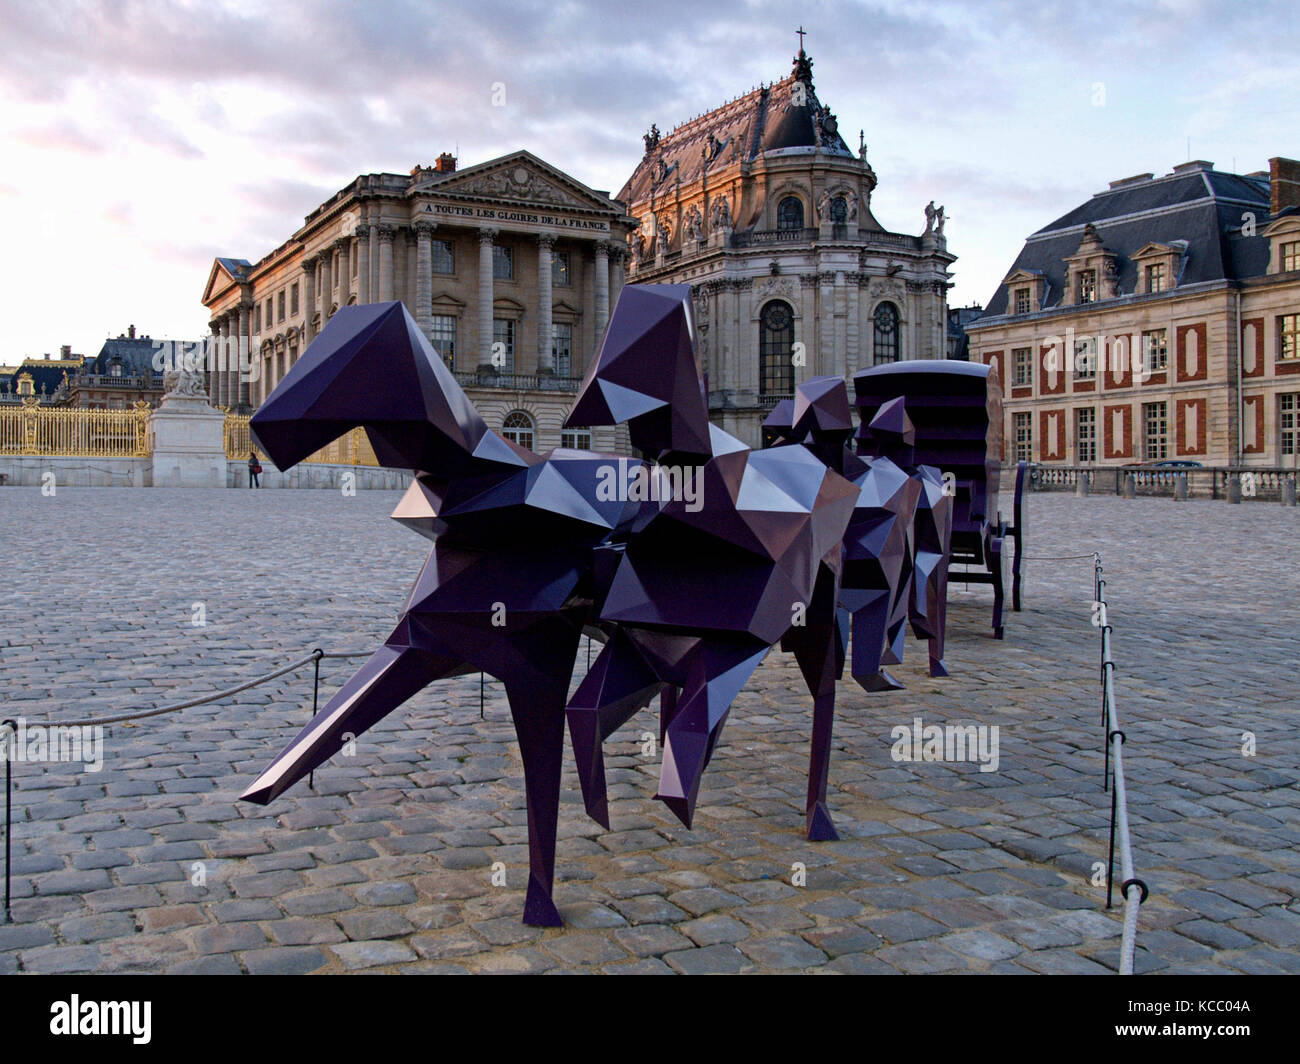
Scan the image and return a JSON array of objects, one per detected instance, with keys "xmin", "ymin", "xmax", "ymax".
[
  {"xmin": 223, "ymin": 415, "xmax": 380, "ymax": 467},
  {"xmin": 0, "ymin": 397, "xmax": 151, "ymax": 457}
]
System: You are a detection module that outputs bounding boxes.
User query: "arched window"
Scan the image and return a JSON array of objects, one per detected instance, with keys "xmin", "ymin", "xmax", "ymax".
[
  {"xmin": 560, "ymin": 426, "xmax": 591, "ymax": 450},
  {"xmin": 873, "ymin": 302, "xmax": 900, "ymax": 365},
  {"xmin": 502, "ymin": 410, "xmax": 534, "ymax": 450},
  {"xmin": 760, "ymin": 300, "xmax": 795, "ymax": 397},
  {"xmin": 830, "ymin": 196, "xmax": 847, "ymax": 224},
  {"xmin": 776, "ymin": 197, "xmax": 804, "ymax": 231}
]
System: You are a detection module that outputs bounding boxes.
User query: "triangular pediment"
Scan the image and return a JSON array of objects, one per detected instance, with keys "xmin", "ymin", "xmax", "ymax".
[
  {"xmin": 202, "ymin": 257, "xmax": 252, "ymax": 307},
  {"xmin": 409, "ymin": 151, "xmax": 618, "ymax": 215},
  {"xmin": 1003, "ymin": 268, "xmax": 1043, "ymax": 285},
  {"xmin": 1131, "ymin": 241, "xmax": 1180, "ymax": 259}
]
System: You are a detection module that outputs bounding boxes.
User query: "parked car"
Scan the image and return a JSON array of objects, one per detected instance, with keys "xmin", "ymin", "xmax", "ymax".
[{"xmin": 1141, "ymin": 459, "xmax": 1203, "ymax": 468}]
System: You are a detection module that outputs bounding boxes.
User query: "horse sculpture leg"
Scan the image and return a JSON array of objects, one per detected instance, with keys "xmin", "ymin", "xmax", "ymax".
[
  {"xmin": 782, "ymin": 563, "xmax": 843, "ymax": 841},
  {"xmin": 506, "ymin": 664, "xmax": 575, "ymax": 928}
]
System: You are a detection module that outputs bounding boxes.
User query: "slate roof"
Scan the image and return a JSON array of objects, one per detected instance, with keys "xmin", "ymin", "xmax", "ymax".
[
  {"xmin": 0, "ymin": 359, "xmax": 81, "ymax": 396},
  {"xmin": 88, "ymin": 336, "xmax": 165, "ymax": 378},
  {"xmin": 619, "ymin": 49, "xmax": 852, "ymax": 209},
  {"xmin": 982, "ymin": 163, "xmax": 1274, "ymax": 317}
]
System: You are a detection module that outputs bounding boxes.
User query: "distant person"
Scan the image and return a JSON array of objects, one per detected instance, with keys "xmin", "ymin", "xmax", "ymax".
[{"xmin": 248, "ymin": 451, "xmax": 262, "ymax": 488}]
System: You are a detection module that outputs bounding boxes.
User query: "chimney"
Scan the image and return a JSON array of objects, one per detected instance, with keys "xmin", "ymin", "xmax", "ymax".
[
  {"xmin": 128, "ymin": 324, "xmax": 136, "ymax": 339},
  {"xmin": 60, "ymin": 345, "xmax": 71, "ymax": 358},
  {"xmin": 1270, "ymin": 157, "xmax": 1300, "ymax": 215},
  {"xmin": 434, "ymin": 152, "xmax": 457, "ymax": 173}
]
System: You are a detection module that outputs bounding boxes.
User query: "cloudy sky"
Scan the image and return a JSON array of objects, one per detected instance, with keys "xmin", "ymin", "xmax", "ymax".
[{"xmin": 0, "ymin": 0, "xmax": 1295, "ymax": 363}]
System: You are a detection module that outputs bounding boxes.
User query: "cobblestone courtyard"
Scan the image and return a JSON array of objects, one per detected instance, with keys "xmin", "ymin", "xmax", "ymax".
[{"xmin": 1, "ymin": 487, "xmax": 1297, "ymax": 974}]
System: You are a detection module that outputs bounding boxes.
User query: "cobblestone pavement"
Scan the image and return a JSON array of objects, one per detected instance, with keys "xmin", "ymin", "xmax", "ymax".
[{"xmin": 1, "ymin": 487, "xmax": 1297, "ymax": 975}]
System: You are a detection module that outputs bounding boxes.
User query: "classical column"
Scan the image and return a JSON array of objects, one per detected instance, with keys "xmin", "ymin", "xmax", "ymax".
[
  {"xmin": 367, "ymin": 224, "xmax": 378, "ymax": 303},
  {"xmin": 477, "ymin": 227, "xmax": 498, "ymax": 371},
  {"xmin": 537, "ymin": 233, "xmax": 555, "ymax": 375},
  {"xmin": 208, "ymin": 321, "xmax": 220, "ymax": 403},
  {"xmin": 302, "ymin": 258, "xmax": 317, "ymax": 344},
  {"xmin": 218, "ymin": 315, "xmax": 231, "ymax": 408},
  {"xmin": 356, "ymin": 224, "xmax": 371, "ymax": 304},
  {"xmin": 237, "ymin": 303, "xmax": 251, "ymax": 408},
  {"xmin": 318, "ymin": 250, "xmax": 332, "ymax": 324},
  {"xmin": 414, "ymin": 221, "xmax": 435, "ymax": 337},
  {"xmin": 594, "ymin": 241, "xmax": 610, "ymax": 338},
  {"xmin": 377, "ymin": 225, "xmax": 395, "ymax": 302},
  {"xmin": 608, "ymin": 247, "xmax": 625, "ymax": 316},
  {"xmin": 335, "ymin": 237, "xmax": 351, "ymax": 309}
]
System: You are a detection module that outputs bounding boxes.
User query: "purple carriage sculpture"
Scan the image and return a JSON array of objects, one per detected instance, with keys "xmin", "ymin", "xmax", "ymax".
[
  {"xmin": 240, "ymin": 285, "xmax": 862, "ymax": 926},
  {"xmin": 852, "ymin": 361, "xmax": 1026, "ymax": 640}
]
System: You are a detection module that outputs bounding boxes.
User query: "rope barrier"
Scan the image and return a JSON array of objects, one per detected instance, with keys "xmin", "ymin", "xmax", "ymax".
[
  {"xmin": 1094, "ymin": 554, "xmax": 1149, "ymax": 975},
  {"xmin": 0, "ymin": 645, "xmax": 373, "ymax": 922}
]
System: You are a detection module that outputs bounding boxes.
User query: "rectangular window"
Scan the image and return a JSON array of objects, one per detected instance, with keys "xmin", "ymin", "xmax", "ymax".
[
  {"xmin": 430, "ymin": 315, "xmax": 456, "ymax": 369},
  {"xmin": 432, "ymin": 239, "xmax": 455, "ymax": 275},
  {"xmin": 1142, "ymin": 329, "xmax": 1168, "ymax": 372},
  {"xmin": 1014, "ymin": 287, "xmax": 1030, "ymax": 315},
  {"xmin": 492, "ymin": 318, "xmax": 515, "ymax": 372},
  {"xmin": 1073, "ymin": 337, "xmax": 1096, "ymax": 379},
  {"xmin": 265, "ymin": 298, "xmax": 273, "ymax": 323},
  {"xmin": 1014, "ymin": 412, "xmax": 1033, "ymax": 462},
  {"xmin": 1282, "ymin": 393, "xmax": 1299, "ymax": 457},
  {"xmin": 552, "ymin": 250, "xmax": 571, "ymax": 287},
  {"xmin": 1145, "ymin": 263, "xmax": 1166, "ymax": 293},
  {"xmin": 290, "ymin": 283, "xmax": 299, "ymax": 316},
  {"xmin": 1280, "ymin": 314, "xmax": 1300, "ymax": 360},
  {"xmin": 551, "ymin": 321, "xmax": 572, "ymax": 377},
  {"xmin": 492, "ymin": 245, "xmax": 514, "ymax": 281},
  {"xmin": 1078, "ymin": 269, "xmax": 1097, "ymax": 304},
  {"xmin": 254, "ymin": 305, "xmax": 262, "ymax": 333},
  {"xmin": 1282, "ymin": 241, "xmax": 1300, "ymax": 272},
  {"xmin": 1012, "ymin": 346, "xmax": 1033, "ymax": 388},
  {"xmin": 1143, "ymin": 401, "xmax": 1168, "ymax": 460},
  {"xmin": 560, "ymin": 426, "xmax": 591, "ymax": 450},
  {"xmin": 277, "ymin": 291, "xmax": 286, "ymax": 323},
  {"xmin": 1075, "ymin": 407, "xmax": 1096, "ymax": 463}
]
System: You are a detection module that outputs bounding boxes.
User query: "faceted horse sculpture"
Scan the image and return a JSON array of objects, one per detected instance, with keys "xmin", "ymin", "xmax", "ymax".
[
  {"xmin": 762, "ymin": 380, "xmax": 950, "ymax": 689},
  {"xmin": 240, "ymin": 286, "xmax": 858, "ymax": 925}
]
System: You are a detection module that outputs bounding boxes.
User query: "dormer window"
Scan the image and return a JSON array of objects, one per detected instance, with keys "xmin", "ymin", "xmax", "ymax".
[
  {"xmin": 1014, "ymin": 287, "xmax": 1030, "ymax": 315},
  {"xmin": 1145, "ymin": 263, "xmax": 1166, "ymax": 293},
  {"xmin": 17, "ymin": 373, "xmax": 34, "ymax": 396},
  {"xmin": 1283, "ymin": 241, "xmax": 1300, "ymax": 272},
  {"xmin": 1077, "ymin": 269, "xmax": 1097, "ymax": 304}
]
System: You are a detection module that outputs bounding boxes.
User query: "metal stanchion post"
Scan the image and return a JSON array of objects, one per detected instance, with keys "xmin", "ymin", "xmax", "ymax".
[{"xmin": 309, "ymin": 649, "xmax": 323, "ymax": 789}]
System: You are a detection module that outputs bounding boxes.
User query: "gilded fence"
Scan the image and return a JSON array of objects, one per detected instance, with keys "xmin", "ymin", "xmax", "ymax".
[
  {"xmin": 222, "ymin": 415, "xmax": 379, "ymax": 467},
  {"xmin": 0, "ymin": 397, "xmax": 151, "ymax": 457}
]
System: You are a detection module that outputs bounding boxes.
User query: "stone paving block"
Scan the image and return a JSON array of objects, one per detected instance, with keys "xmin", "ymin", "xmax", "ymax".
[
  {"xmin": 241, "ymin": 946, "xmax": 330, "ymax": 975},
  {"xmin": 331, "ymin": 940, "xmax": 418, "ymax": 970}
]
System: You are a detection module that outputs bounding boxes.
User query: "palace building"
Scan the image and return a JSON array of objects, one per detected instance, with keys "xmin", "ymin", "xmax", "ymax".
[
  {"xmin": 620, "ymin": 42, "xmax": 955, "ymax": 447},
  {"xmin": 967, "ymin": 157, "xmax": 1300, "ymax": 469},
  {"xmin": 202, "ymin": 150, "xmax": 638, "ymax": 454}
]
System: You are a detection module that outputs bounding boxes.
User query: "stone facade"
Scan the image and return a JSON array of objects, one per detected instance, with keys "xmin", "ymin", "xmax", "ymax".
[
  {"xmin": 968, "ymin": 157, "xmax": 1300, "ymax": 469},
  {"xmin": 202, "ymin": 151, "xmax": 638, "ymax": 454},
  {"xmin": 620, "ymin": 47, "xmax": 954, "ymax": 448}
]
